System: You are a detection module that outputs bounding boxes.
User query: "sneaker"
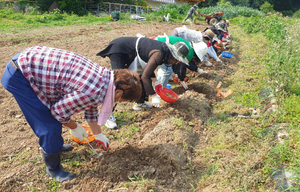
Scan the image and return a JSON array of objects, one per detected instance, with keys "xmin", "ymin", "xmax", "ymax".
[
  {"xmin": 133, "ymin": 102, "xmax": 153, "ymax": 111},
  {"xmin": 105, "ymin": 113, "xmax": 117, "ymax": 129}
]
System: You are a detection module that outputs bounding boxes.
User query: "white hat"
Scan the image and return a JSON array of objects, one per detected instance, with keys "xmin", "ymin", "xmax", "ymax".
[
  {"xmin": 192, "ymin": 41, "xmax": 208, "ymax": 62},
  {"xmin": 165, "ymin": 36, "xmax": 190, "ymax": 66}
]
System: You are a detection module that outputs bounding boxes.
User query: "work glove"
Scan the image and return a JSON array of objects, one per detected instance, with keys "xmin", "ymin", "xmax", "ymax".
[
  {"xmin": 180, "ymin": 81, "xmax": 188, "ymax": 89},
  {"xmin": 215, "ymin": 57, "xmax": 223, "ymax": 63},
  {"xmin": 197, "ymin": 68, "xmax": 204, "ymax": 75},
  {"xmin": 152, "ymin": 94, "xmax": 161, "ymax": 108},
  {"xmin": 173, "ymin": 76, "xmax": 180, "ymax": 84},
  {"xmin": 94, "ymin": 133, "xmax": 110, "ymax": 150},
  {"xmin": 205, "ymin": 61, "xmax": 212, "ymax": 67},
  {"xmin": 70, "ymin": 123, "xmax": 88, "ymax": 141}
]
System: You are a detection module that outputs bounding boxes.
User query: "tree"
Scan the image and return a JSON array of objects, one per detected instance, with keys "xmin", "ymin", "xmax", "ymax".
[
  {"xmin": 228, "ymin": 0, "xmax": 249, "ymax": 7},
  {"xmin": 293, "ymin": 9, "xmax": 300, "ymax": 18},
  {"xmin": 260, "ymin": 1, "xmax": 274, "ymax": 13},
  {"xmin": 217, "ymin": 0, "xmax": 232, "ymax": 7}
]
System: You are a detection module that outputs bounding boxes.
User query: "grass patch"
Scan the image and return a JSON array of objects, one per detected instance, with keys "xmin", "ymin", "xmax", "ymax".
[
  {"xmin": 125, "ymin": 174, "xmax": 156, "ymax": 191},
  {"xmin": 195, "ymin": 26, "xmax": 274, "ymax": 191}
]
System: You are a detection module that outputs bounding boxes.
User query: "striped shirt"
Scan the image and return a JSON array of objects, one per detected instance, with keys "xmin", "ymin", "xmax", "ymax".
[{"xmin": 18, "ymin": 46, "xmax": 110, "ymax": 124}]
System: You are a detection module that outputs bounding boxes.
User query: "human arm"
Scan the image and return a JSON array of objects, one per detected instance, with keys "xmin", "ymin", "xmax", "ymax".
[
  {"xmin": 51, "ymin": 91, "xmax": 102, "ymax": 140},
  {"xmin": 141, "ymin": 50, "xmax": 163, "ymax": 96}
]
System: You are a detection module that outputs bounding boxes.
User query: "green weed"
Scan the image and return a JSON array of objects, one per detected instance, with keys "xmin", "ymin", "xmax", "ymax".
[
  {"xmin": 46, "ymin": 179, "xmax": 60, "ymax": 191},
  {"xmin": 113, "ymin": 124, "xmax": 141, "ymax": 141},
  {"xmin": 126, "ymin": 174, "xmax": 156, "ymax": 191},
  {"xmin": 173, "ymin": 117, "xmax": 184, "ymax": 129}
]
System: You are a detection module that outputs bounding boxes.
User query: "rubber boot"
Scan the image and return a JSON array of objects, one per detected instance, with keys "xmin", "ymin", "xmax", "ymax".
[
  {"xmin": 42, "ymin": 149, "xmax": 74, "ymax": 182},
  {"xmin": 60, "ymin": 144, "xmax": 73, "ymax": 152}
]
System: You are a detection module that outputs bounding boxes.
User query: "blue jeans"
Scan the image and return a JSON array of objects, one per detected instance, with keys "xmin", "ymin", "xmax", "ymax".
[
  {"xmin": 157, "ymin": 64, "xmax": 173, "ymax": 87},
  {"xmin": 1, "ymin": 53, "xmax": 63, "ymax": 154}
]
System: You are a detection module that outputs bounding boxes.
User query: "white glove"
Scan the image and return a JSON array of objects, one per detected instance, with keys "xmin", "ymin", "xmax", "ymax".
[
  {"xmin": 94, "ymin": 133, "xmax": 110, "ymax": 150},
  {"xmin": 152, "ymin": 94, "xmax": 161, "ymax": 108},
  {"xmin": 197, "ymin": 68, "xmax": 204, "ymax": 74},
  {"xmin": 136, "ymin": 33, "xmax": 145, "ymax": 37},
  {"xmin": 215, "ymin": 57, "xmax": 223, "ymax": 63},
  {"xmin": 180, "ymin": 81, "xmax": 188, "ymax": 89},
  {"xmin": 70, "ymin": 123, "xmax": 88, "ymax": 141},
  {"xmin": 205, "ymin": 61, "xmax": 212, "ymax": 67}
]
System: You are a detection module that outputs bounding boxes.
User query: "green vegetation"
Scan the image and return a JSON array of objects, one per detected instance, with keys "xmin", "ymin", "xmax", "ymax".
[
  {"xmin": 0, "ymin": 8, "xmax": 113, "ymax": 33},
  {"xmin": 125, "ymin": 174, "xmax": 156, "ymax": 191},
  {"xmin": 260, "ymin": 1, "xmax": 275, "ymax": 14},
  {"xmin": 0, "ymin": 3, "xmax": 267, "ymax": 34},
  {"xmin": 233, "ymin": 13, "xmax": 300, "ymax": 191}
]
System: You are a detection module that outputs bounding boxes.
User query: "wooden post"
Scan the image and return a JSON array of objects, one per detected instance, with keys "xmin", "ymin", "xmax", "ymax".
[
  {"xmin": 130, "ymin": 6, "xmax": 131, "ymax": 14},
  {"xmin": 109, "ymin": 3, "xmax": 111, "ymax": 14},
  {"xmin": 120, "ymin": 5, "xmax": 121, "ymax": 12},
  {"xmin": 97, "ymin": 3, "xmax": 99, "ymax": 15}
]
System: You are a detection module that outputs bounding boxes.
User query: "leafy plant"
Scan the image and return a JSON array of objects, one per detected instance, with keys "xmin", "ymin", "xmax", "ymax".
[
  {"xmin": 260, "ymin": 1, "xmax": 275, "ymax": 14},
  {"xmin": 173, "ymin": 117, "xmax": 184, "ymax": 129},
  {"xmin": 217, "ymin": 0, "xmax": 233, "ymax": 7},
  {"xmin": 58, "ymin": 0, "xmax": 87, "ymax": 16},
  {"xmin": 293, "ymin": 9, "xmax": 300, "ymax": 18}
]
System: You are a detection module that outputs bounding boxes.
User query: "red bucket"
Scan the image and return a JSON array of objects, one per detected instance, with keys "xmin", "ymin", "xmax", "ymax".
[{"xmin": 155, "ymin": 84, "xmax": 178, "ymax": 103}]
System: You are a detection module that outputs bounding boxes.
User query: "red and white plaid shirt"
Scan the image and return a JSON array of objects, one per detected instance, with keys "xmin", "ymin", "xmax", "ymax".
[{"xmin": 18, "ymin": 46, "xmax": 111, "ymax": 124}]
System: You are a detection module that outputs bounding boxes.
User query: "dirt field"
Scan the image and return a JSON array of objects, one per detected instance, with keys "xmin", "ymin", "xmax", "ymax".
[{"xmin": 0, "ymin": 22, "xmax": 237, "ymax": 191}]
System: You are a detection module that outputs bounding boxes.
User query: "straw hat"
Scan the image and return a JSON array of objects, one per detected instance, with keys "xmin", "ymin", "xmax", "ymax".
[
  {"xmin": 165, "ymin": 36, "xmax": 189, "ymax": 66},
  {"xmin": 214, "ymin": 23, "xmax": 227, "ymax": 32},
  {"xmin": 192, "ymin": 41, "xmax": 208, "ymax": 62},
  {"xmin": 226, "ymin": 20, "xmax": 230, "ymax": 27},
  {"xmin": 203, "ymin": 29, "xmax": 215, "ymax": 41}
]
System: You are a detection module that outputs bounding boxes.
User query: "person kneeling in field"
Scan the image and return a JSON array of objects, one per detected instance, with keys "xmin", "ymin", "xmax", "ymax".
[
  {"xmin": 1, "ymin": 46, "xmax": 142, "ymax": 182},
  {"xmin": 96, "ymin": 36, "xmax": 190, "ymax": 129},
  {"xmin": 153, "ymin": 35, "xmax": 208, "ymax": 89},
  {"xmin": 171, "ymin": 25, "xmax": 222, "ymax": 67}
]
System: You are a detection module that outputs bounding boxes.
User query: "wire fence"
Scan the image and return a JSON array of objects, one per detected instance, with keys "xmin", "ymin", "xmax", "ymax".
[
  {"xmin": 86, "ymin": 2, "xmax": 158, "ymax": 16},
  {"xmin": 0, "ymin": 0, "xmax": 159, "ymax": 15}
]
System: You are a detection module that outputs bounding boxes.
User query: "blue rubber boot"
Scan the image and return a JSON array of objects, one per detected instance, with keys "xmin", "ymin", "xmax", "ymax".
[
  {"xmin": 42, "ymin": 149, "xmax": 74, "ymax": 182},
  {"xmin": 60, "ymin": 144, "xmax": 73, "ymax": 152}
]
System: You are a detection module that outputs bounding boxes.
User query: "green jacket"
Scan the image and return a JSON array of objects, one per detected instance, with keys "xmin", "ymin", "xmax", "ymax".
[{"xmin": 156, "ymin": 36, "xmax": 194, "ymax": 62}]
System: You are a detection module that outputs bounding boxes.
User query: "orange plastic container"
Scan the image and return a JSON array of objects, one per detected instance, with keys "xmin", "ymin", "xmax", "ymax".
[
  {"xmin": 71, "ymin": 126, "xmax": 95, "ymax": 144},
  {"xmin": 155, "ymin": 84, "xmax": 178, "ymax": 103}
]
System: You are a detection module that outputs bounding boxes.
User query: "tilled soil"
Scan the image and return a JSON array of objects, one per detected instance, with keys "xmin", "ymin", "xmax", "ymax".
[{"xmin": 0, "ymin": 21, "xmax": 237, "ymax": 192}]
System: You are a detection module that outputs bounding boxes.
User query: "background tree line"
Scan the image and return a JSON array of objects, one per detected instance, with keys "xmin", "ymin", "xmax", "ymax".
[
  {"xmin": 17, "ymin": 0, "xmax": 300, "ymax": 16},
  {"xmin": 198, "ymin": 0, "xmax": 300, "ymax": 15}
]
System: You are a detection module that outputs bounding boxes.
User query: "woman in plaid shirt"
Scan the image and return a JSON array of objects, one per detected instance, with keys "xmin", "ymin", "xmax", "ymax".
[{"xmin": 1, "ymin": 46, "xmax": 142, "ymax": 182}]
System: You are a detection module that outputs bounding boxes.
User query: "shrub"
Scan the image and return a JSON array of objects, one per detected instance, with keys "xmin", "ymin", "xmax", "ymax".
[
  {"xmin": 293, "ymin": 9, "xmax": 300, "ymax": 18},
  {"xmin": 260, "ymin": 1, "xmax": 275, "ymax": 14},
  {"xmin": 217, "ymin": 0, "xmax": 232, "ymax": 8},
  {"xmin": 58, "ymin": 0, "xmax": 87, "ymax": 16}
]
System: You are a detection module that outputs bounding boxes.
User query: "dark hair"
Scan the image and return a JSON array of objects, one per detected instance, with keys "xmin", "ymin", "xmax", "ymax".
[
  {"xmin": 113, "ymin": 69, "xmax": 142, "ymax": 102},
  {"xmin": 203, "ymin": 37, "xmax": 210, "ymax": 41}
]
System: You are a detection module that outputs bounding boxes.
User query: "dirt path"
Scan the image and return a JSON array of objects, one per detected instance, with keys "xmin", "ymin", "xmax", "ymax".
[{"xmin": 0, "ymin": 22, "xmax": 237, "ymax": 191}]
